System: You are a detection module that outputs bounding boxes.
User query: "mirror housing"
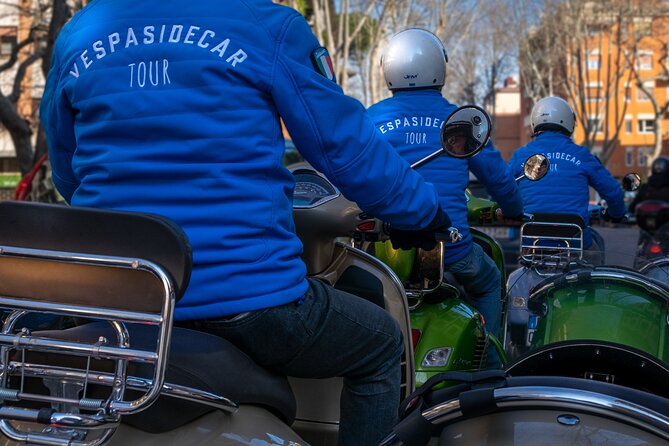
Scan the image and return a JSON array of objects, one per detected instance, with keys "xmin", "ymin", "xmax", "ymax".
[
  {"xmin": 622, "ymin": 172, "xmax": 641, "ymax": 191},
  {"xmin": 440, "ymin": 105, "xmax": 491, "ymax": 159}
]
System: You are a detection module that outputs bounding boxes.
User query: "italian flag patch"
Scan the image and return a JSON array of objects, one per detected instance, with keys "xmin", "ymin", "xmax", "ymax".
[{"xmin": 311, "ymin": 47, "xmax": 336, "ymax": 83}]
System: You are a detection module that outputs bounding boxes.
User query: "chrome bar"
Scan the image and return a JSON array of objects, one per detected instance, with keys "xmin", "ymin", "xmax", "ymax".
[
  {"xmin": 0, "ymin": 297, "xmax": 164, "ymax": 324},
  {"xmin": 0, "ymin": 334, "xmax": 158, "ymax": 363},
  {"xmin": 0, "ymin": 296, "xmax": 164, "ymax": 325},
  {"xmin": 530, "ymin": 270, "xmax": 669, "ymax": 305},
  {"xmin": 422, "ymin": 386, "xmax": 669, "ymax": 440},
  {"xmin": 0, "ymin": 419, "xmax": 116, "ymax": 446},
  {"xmin": 12, "ymin": 363, "xmax": 239, "ymax": 414},
  {"xmin": 12, "ymin": 362, "xmax": 239, "ymax": 413}
]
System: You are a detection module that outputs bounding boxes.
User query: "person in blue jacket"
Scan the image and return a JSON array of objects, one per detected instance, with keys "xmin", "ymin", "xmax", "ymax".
[
  {"xmin": 509, "ymin": 96, "xmax": 626, "ymax": 263},
  {"xmin": 367, "ymin": 28, "xmax": 523, "ymax": 369},
  {"xmin": 39, "ymin": 2, "xmax": 454, "ymax": 444}
]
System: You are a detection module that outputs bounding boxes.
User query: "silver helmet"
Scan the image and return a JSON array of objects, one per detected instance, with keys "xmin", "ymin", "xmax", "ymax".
[
  {"xmin": 381, "ymin": 28, "xmax": 448, "ymax": 91},
  {"xmin": 530, "ymin": 96, "xmax": 576, "ymax": 135}
]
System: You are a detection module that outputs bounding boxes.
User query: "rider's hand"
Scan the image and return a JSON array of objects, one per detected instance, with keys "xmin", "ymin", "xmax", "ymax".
[
  {"xmin": 389, "ymin": 206, "xmax": 452, "ymax": 251},
  {"xmin": 495, "ymin": 208, "xmax": 524, "ymax": 225},
  {"xmin": 602, "ymin": 208, "xmax": 622, "ymax": 223}
]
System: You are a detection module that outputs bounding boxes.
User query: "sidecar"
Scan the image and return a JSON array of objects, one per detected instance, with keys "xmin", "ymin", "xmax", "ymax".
[{"xmin": 524, "ymin": 264, "xmax": 669, "ymax": 367}]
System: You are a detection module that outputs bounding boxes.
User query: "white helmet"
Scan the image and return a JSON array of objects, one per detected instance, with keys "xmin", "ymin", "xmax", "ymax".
[
  {"xmin": 530, "ymin": 96, "xmax": 576, "ymax": 135},
  {"xmin": 381, "ymin": 28, "xmax": 448, "ymax": 91}
]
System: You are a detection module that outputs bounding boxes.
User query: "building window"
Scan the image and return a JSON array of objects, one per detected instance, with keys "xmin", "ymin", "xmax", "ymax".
[
  {"xmin": 587, "ymin": 117, "xmax": 603, "ymax": 133},
  {"xmin": 625, "ymin": 147, "xmax": 634, "ymax": 167},
  {"xmin": 634, "ymin": 17, "xmax": 652, "ymax": 37},
  {"xmin": 0, "ymin": 36, "xmax": 15, "ymax": 56},
  {"xmin": 636, "ymin": 52, "xmax": 653, "ymax": 71},
  {"xmin": 625, "ymin": 118, "xmax": 633, "ymax": 134},
  {"xmin": 637, "ymin": 119, "xmax": 655, "ymax": 134},
  {"xmin": 624, "ymin": 86, "xmax": 631, "ymax": 102},
  {"xmin": 587, "ymin": 52, "xmax": 601, "ymax": 70},
  {"xmin": 638, "ymin": 147, "xmax": 653, "ymax": 166},
  {"xmin": 637, "ymin": 80, "xmax": 654, "ymax": 101}
]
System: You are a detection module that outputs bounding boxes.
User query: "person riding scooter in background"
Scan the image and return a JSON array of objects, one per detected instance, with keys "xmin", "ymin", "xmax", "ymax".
[
  {"xmin": 509, "ymin": 96, "xmax": 626, "ymax": 265},
  {"xmin": 367, "ymin": 28, "xmax": 523, "ymax": 370},
  {"xmin": 39, "ymin": 2, "xmax": 454, "ymax": 445},
  {"xmin": 629, "ymin": 156, "xmax": 669, "ymax": 213}
]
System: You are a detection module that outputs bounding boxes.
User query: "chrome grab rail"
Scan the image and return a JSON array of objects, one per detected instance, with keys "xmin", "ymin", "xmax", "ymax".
[{"xmin": 380, "ymin": 385, "xmax": 669, "ymax": 445}]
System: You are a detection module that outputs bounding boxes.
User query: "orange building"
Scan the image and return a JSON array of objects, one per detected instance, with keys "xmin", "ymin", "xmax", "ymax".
[{"xmin": 570, "ymin": 15, "xmax": 669, "ymax": 178}]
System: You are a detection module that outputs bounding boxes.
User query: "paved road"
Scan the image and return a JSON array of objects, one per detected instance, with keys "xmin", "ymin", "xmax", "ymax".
[{"xmin": 595, "ymin": 224, "xmax": 639, "ymax": 268}]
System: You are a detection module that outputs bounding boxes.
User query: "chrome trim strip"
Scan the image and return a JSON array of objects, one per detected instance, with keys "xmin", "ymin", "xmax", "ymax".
[
  {"xmin": 0, "ymin": 297, "xmax": 164, "ymax": 324},
  {"xmin": 422, "ymin": 386, "xmax": 669, "ymax": 439},
  {"xmin": 0, "ymin": 334, "xmax": 159, "ymax": 363},
  {"xmin": 0, "ymin": 419, "xmax": 116, "ymax": 446},
  {"xmin": 12, "ymin": 363, "xmax": 239, "ymax": 414},
  {"xmin": 530, "ymin": 270, "xmax": 669, "ymax": 305},
  {"xmin": 640, "ymin": 258, "xmax": 669, "ymax": 274}
]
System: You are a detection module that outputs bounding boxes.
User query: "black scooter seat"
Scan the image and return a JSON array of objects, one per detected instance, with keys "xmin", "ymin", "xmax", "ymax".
[{"xmin": 30, "ymin": 322, "xmax": 297, "ymax": 433}]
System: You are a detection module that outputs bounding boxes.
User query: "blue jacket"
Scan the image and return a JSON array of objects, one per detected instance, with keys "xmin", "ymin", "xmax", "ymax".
[
  {"xmin": 368, "ymin": 90, "xmax": 523, "ymax": 264},
  {"xmin": 509, "ymin": 131, "xmax": 625, "ymax": 247},
  {"xmin": 40, "ymin": 0, "xmax": 442, "ymax": 320}
]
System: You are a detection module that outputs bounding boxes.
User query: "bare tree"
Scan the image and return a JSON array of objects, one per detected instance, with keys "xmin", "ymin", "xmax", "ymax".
[
  {"xmin": 627, "ymin": 3, "xmax": 669, "ymax": 165},
  {"xmin": 516, "ymin": 0, "xmax": 636, "ymax": 165},
  {"xmin": 0, "ymin": 0, "xmax": 77, "ymax": 175}
]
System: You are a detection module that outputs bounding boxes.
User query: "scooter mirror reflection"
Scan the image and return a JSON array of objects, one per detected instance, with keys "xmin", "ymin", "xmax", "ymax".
[
  {"xmin": 622, "ymin": 172, "xmax": 641, "ymax": 191},
  {"xmin": 440, "ymin": 105, "xmax": 491, "ymax": 159},
  {"xmin": 523, "ymin": 154, "xmax": 549, "ymax": 181}
]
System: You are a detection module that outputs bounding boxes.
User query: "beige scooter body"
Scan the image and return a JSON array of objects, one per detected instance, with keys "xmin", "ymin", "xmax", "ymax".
[{"xmin": 0, "ymin": 170, "xmax": 414, "ymax": 446}]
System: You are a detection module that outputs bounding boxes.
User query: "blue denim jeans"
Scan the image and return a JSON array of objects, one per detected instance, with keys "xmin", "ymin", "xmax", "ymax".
[
  {"xmin": 188, "ymin": 277, "xmax": 403, "ymax": 446},
  {"xmin": 446, "ymin": 243, "xmax": 502, "ymax": 369}
]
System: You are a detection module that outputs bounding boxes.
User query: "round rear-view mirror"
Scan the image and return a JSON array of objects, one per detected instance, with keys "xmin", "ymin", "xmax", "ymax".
[
  {"xmin": 440, "ymin": 105, "xmax": 491, "ymax": 159},
  {"xmin": 523, "ymin": 154, "xmax": 549, "ymax": 181},
  {"xmin": 622, "ymin": 172, "xmax": 641, "ymax": 191}
]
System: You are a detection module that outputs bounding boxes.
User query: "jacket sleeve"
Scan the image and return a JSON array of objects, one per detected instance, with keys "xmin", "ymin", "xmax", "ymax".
[
  {"xmin": 39, "ymin": 34, "xmax": 79, "ymax": 204},
  {"xmin": 584, "ymin": 152, "xmax": 626, "ymax": 218},
  {"xmin": 270, "ymin": 14, "xmax": 440, "ymax": 230},
  {"xmin": 508, "ymin": 149, "xmax": 522, "ymax": 179},
  {"xmin": 470, "ymin": 142, "xmax": 523, "ymax": 217}
]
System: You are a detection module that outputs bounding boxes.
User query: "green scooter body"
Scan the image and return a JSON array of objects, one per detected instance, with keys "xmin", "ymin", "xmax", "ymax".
[
  {"xmin": 529, "ymin": 271, "xmax": 669, "ymax": 363},
  {"xmin": 374, "ymin": 191, "xmax": 509, "ymax": 387}
]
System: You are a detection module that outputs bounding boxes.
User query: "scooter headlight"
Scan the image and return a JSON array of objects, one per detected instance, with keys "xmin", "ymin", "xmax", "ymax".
[{"xmin": 421, "ymin": 347, "xmax": 452, "ymax": 367}]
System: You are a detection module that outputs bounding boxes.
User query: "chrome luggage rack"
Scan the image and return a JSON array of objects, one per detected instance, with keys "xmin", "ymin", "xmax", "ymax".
[
  {"xmin": 0, "ymin": 247, "xmax": 174, "ymax": 445},
  {"xmin": 520, "ymin": 218, "xmax": 584, "ymax": 269},
  {"xmin": 0, "ymin": 201, "xmax": 210, "ymax": 446}
]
